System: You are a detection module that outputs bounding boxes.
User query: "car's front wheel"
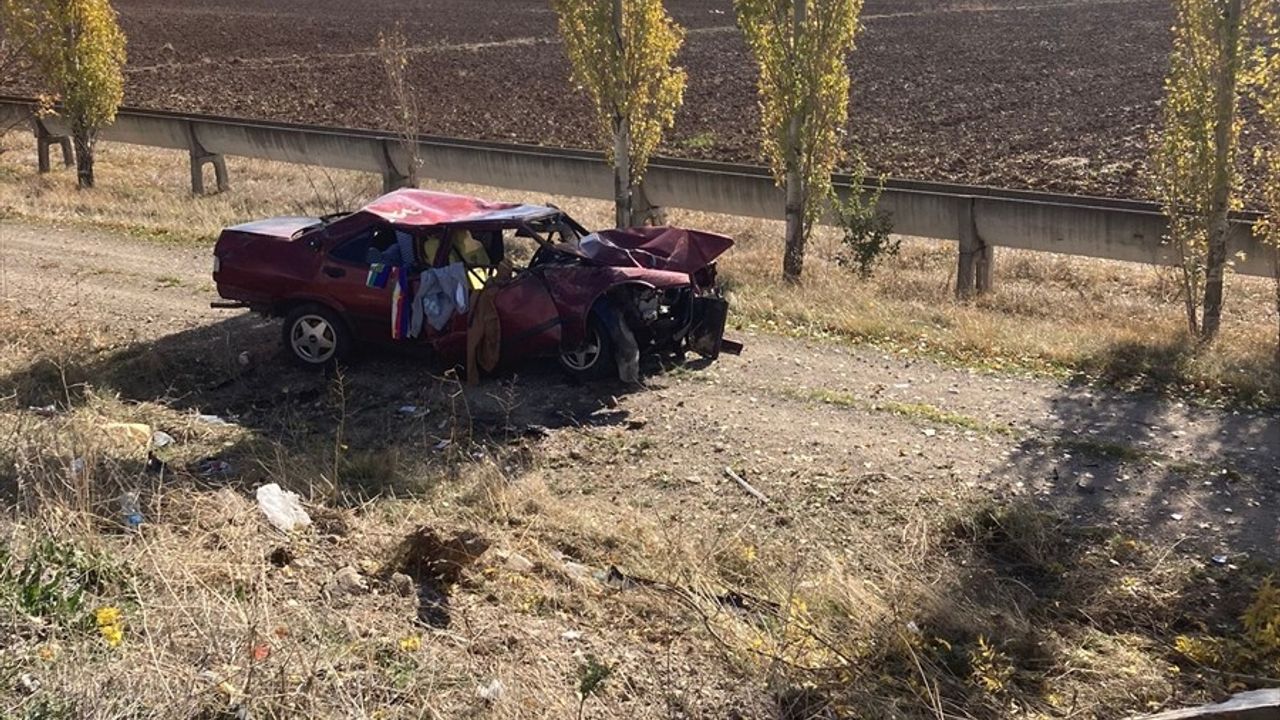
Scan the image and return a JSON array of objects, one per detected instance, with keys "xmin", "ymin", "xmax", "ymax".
[
  {"xmin": 558, "ymin": 316, "xmax": 614, "ymax": 381},
  {"xmin": 283, "ymin": 304, "xmax": 351, "ymax": 368}
]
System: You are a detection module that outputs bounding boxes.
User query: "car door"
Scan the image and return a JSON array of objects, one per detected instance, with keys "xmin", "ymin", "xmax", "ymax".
[
  {"xmin": 491, "ymin": 269, "xmax": 562, "ymax": 362},
  {"xmin": 318, "ymin": 224, "xmax": 403, "ymax": 343}
]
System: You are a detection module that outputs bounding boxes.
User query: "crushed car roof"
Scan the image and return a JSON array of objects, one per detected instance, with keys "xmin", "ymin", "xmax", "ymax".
[{"xmin": 360, "ymin": 188, "xmax": 558, "ymax": 227}]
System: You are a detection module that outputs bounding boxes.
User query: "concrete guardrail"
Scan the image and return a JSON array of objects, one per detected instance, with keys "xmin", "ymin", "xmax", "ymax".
[{"xmin": 0, "ymin": 95, "xmax": 1271, "ymax": 293}]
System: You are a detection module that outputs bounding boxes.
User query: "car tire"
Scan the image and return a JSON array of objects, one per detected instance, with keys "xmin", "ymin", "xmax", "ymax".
[
  {"xmin": 282, "ymin": 304, "xmax": 352, "ymax": 369},
  {"xmin": 558, "ymin": 314, "xmax": 615, "ymax": 381}
]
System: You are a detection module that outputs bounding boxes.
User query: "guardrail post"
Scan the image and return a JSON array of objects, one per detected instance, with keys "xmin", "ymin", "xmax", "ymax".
[
  {"xmin": 33, "ymin": 118, "xmax": 73, "ymax": 174},
  {"xmin": 956, "ymin": 197, "xmax": 994, "ymax": 298},
  {"xmin": 187, "ymin": 123, "xmax": 229, "ymax": 194}
]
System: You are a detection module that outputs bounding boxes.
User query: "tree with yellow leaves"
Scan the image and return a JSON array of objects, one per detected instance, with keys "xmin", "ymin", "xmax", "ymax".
[
  {"xmin": 25, "ymin": 0, "xmax": 127, "ymax": 188},
  {"xmin": 1152, "ymin": 0, "xmax": 1260, "ymax": 342},
  {"xmin": 0, "ymin": 0, "xmax": 35, "ymax": 88},
  {"xmin": 551, "ymin": 0, "xmax": 686, "ymax": 227},
  {"xmin": 736, "ymin": 0, "xmax": 865, "ymax": 283},
  {"xmin": 1247, "ymin": 3, "xmax": 1280, "ymax": 360}
]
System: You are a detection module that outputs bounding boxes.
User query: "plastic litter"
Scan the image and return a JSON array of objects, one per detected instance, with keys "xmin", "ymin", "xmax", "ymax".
[
  {"xmin": 397, "ymin": 405, "xmax": 419, "ymax": 415},
  {"xmin": 256, "ymin": 483, "xmax": 311, "ymax": 533},
  {"xmin": 198, "ymin": 459, "xmax": 233, "ymax": 477},
  {"xmin": 195, "ymin": 414, "xmax": 231, "ymax": 426},
  {"xmin": 119, "ymin": 492, "xmax": 144, "ymax": 530},
  {"xmin": 103, "ymin": 422, "xmax": 152, "ymax": 446},
  {"xmin": 150, "ymin": 431, "xmax": 175, "ymax": 449},
  {"xmin": 476, "ymin": 678, "xmax": 505, "ymax": 703}
]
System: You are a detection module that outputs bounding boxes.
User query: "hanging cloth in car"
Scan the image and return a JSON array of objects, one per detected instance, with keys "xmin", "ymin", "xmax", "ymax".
[{"xmin": 389, "ymin": 266, "xmax": 412, "ymax": 340}]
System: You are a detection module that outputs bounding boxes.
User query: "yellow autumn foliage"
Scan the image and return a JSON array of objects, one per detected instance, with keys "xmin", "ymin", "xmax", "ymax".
[
  {"xmin": 735, "ymin": 0, "xmax": 864, "ymax": 229},
  {"xmin": 550, "ymin": 0, "xmax": 686, "ymax": 187}
]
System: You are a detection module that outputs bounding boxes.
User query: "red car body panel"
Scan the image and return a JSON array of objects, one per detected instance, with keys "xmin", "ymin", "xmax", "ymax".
[{"xmin": 212, "ymin": 189, "xmax": 735, "ymax": 368}]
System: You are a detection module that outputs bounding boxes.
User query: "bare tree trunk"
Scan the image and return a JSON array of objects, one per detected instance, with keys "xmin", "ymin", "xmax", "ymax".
[
  {"xmin": 1274, "ymin": 248, "xmax": 1280, "ymax": 366},
  {"xmin": 781, "ymin": 0, "xmax": 807, "ymax": 284},
  {"xmin": 72, "ymin": 127, "xmax": 94, "ymax": 189},
  {"xmin": 1202, "ymin": 0, "xmax": 1243, "ymax": 343},
  {"xmin": 611, "ymin": 0, "xmax": 633, "ymax": 228},
  {"xmin": 614, "ymin": 115, "xmax": 631, "ymax": 228}
]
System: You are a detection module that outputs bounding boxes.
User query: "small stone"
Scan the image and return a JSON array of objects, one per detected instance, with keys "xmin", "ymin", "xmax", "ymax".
[
  {"xmin": 563, "ymin": 561, "xmax": 594, "ymax": 583},
  {"xmin": 1170, "ymin": 513, "xmax": 1184, "ymax": 521},
  {"xmin": 334, "ymin": 566, "xmax": 367, "ymax": 594},
  {"xmin": 390, "ymin": 572, "xmax": 415, "ymax": 597},
  {"xmin": 1076, "ymin": 475, "xmax": 1096, "ymax": 494},
  {"xmin": 504, "ymin": 552, "xmax": 535, "ymax": 573},
  {"xmin": 561, "ymin": 630, "xmax": 583, "ymax": 641},
  {"xmin": 923, "ymin": 428, "xmax": 936, "ymax": 438}
]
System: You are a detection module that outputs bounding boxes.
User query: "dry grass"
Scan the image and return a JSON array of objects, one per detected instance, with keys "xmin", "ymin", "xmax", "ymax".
[
  {"xmin": 2, "ymin": 130, "xmax": 1278, "ymax": 403},
  {"xmin": 2, "ymin": 301, "xmax": 1279, "ymax": 719}
]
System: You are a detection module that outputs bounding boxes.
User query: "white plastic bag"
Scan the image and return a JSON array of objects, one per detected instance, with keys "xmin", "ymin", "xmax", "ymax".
[{"xmin": 256, "ymin": 483, "xmax": 311, "ymax": 533}]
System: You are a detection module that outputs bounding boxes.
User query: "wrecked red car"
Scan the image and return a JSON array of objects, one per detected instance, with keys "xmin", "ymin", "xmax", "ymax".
[{"xmin": 211, "ymin": 189, "xmax": 739, "ymax": 381}]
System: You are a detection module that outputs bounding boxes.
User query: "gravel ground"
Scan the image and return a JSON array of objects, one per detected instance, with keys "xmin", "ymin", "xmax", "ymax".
[{"xmin": 3, "ymin": 219, "xmax": 1277, "ymax": 567}]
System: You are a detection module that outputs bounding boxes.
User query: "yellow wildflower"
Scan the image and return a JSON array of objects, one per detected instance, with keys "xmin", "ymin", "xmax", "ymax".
[
  {"xmin": 94, "ymin": 605, "xmax": 125, "ymax": 647},
  {"xmin": 398, "ymin": 635, "xmax": 422, "ymax": 652},
  {"xmin": 94, "ymin": 606, "xmax": 122, "ymax": 627}
]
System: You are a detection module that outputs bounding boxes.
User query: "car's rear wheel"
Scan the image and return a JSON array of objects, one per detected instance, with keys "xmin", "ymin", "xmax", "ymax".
[
  {"xmin": 558, "ymin": 316, "xmax": 614, "ymax": 381},
  {"xmin": 283, "ymin": 304, "xmax": 351, "ymax": 368}
]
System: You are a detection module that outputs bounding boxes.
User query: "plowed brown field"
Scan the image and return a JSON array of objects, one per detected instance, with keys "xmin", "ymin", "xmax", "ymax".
[{"xmin": 2, "ymin": 0, "xmax": 1174, "ymax": 198}]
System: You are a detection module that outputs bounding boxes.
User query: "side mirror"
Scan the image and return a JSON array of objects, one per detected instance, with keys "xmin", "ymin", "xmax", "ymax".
[{"xmin": 307, "ymin": 237, "xmax": 323, "ymax": 251}]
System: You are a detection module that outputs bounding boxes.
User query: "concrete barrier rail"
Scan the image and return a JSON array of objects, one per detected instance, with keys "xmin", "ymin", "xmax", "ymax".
[{"xmin": 0, "ymin": 95, "xmax": 1270, "ymax": 292}]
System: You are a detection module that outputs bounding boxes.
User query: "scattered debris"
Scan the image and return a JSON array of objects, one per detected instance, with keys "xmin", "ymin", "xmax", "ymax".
[
  {"xmin": 476, "ymin": 678, "xmax": 505, "ymax": 703},
  {"xmin": 197, "ymin": 459, "xmax": 234, "ymax": 477},
  {"xmin": 195, "ymin": 413, "xmax": 231, "ymax": 426},
  {"xmin": 333, "ymin": 565, "xmax": 367, "ymax": 595},
  {"xmin": 397, "ymin": 405, "xmax": 419, "ymax": 415},
  {"xmin": 28, "ymin": 404, "xmax": 57, "ymax": 417},
  {"xmin": 563, "ymin": 561, "xmax": 595, "ymax": 584},
  {"xmin": 561, "ymin": 630, "xmax": 583, "ymax": 642},
  {"xmin": 118, "ymin": 492, "xmax": 144, "ymax": 530},
  {"xmin": 1212, "ymin": 554, "xmax": 1230, "ymax": 566},
  {"xmin": 150, "ymin": 430, "xmax": 175, "ymax": 449},
  {"xmin": 724, "ymin": 466, "xmax": 770, "ymax": 504},
  {"xmin": 390, "ymin": 572, "xmax": 415, "ymax": 597},
  {"xmin": 255, "ymin": 483, "xmax": 312, "ymax": 533},
  {"xmin": 1076, "ymin": 474, "xmax": 1096, "ymax": 494},
  {"xmin": 237, "ymin": 351, "xmax": 251, "ymax": 367},
  {"xmin": 503, "ymin": 552, "xmax": 534, "ymax": 573},
  {"xmin": 1170, "ymin": 513, "xmax": 1185, "ymax": 521},
  {"xmin": 103, "ymin": 422, "xmax": 152, "ymax": 446}
]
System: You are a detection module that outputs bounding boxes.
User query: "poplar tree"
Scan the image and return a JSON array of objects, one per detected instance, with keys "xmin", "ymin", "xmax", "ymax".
[
  {"xmin": 1153, "ymin": 0, "xmax": 1253, "ymax": 341},
  {"xmin": 551, "ymin": 0, "xmax": 686, "ymax": 227},
  {"xmin": 736, "ymin": 0, "xmax": 865, "ymax": 283},
  {"xmin": 1247, "ymin": 3, "xmax": 1280, "ymax": 359},
  {"xmin": 27, "ymin": 0, "xmax": 127, "ymax": 188}
]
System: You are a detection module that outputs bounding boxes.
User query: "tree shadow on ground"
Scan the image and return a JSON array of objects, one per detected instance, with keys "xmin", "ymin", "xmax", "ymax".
[
  {"xmin": 1074, "ymin": 336, "xmax": 1280, "ymax": 408},
  {"xmin": 0, "ymin": 310, "xmax": 682, "ymax": 508},
  {"xmin": 858, "ymin": 362, "xmax": 1280, "ymax": 718}
]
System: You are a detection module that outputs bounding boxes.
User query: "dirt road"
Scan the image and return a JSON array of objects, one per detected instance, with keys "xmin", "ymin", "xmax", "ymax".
[{"xmin": 2, "ymin": 219, "xmax": 1277, "ymax": 562}]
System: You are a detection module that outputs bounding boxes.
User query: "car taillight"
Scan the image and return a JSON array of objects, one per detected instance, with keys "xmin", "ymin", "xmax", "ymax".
[{"xmin": 212, "ymin": 254, "xmax": 221, "ymax": 274}]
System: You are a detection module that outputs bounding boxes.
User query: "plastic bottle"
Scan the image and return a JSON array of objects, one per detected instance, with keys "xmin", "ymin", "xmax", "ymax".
[{"xmin": 119, "ymin": 492, "xmax": 144, "ymax": 530}]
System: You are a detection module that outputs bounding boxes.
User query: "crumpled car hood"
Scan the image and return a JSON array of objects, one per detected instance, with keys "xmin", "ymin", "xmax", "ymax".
[{"xmin": 574, "ymin": 227, "xmax": 734, "ymax": 274}]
